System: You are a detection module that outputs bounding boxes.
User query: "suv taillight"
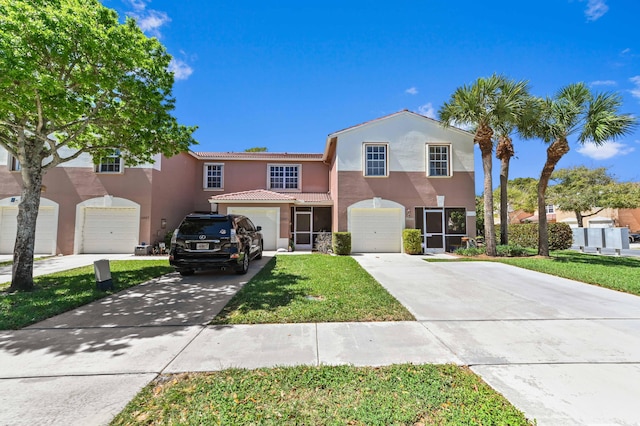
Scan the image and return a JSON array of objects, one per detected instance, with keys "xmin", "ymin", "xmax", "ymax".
[
  {"xmin": 170, "ymin": 229, "xmax": 178, "ymax": 246},
  {"xmin": 230, "ymin": 228, "xmax": 238, "ymax": 243}
]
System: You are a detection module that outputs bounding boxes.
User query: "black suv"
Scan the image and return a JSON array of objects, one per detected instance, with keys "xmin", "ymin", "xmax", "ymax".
[{"xmin": 169, "ymin": 213, "xmax": 263, "ymax": 276}]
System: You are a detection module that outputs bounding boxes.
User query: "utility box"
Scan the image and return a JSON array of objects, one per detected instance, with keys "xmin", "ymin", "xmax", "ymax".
[
  {"xmin": 572, "ymin": 228, "xmax": 587, "ymax": 250},
  {"xmin": 586, "ymin": 228, "xmax": 605, "ymax": 250},
  {"xmin": 94, "ymin": 259, "xmax": 114, "ymax": 291},
  {"xmin": 135, "ymin": 245, "xmax": 152, "ymax": 255},
  {"xmin": 603, "ymin": 228, "xmax": 630, "ymax": 255}
]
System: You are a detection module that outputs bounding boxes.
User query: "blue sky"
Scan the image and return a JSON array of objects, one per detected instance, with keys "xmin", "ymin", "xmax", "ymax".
[{"xmin": 104, "ymin": 0, "xmax": 640, "ymax": 194}]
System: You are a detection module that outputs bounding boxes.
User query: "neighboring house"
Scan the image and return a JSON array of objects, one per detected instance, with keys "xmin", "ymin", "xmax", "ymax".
[
  {"xmin": 520, "ymin": 205, "xmax": 640, "ymax": 231},
  {"xmin": 0, "ymin": 110, "xmax": 476, "ymax": 255}
]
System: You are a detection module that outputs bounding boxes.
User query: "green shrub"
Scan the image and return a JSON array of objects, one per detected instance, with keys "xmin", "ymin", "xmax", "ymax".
[
  {"xmin": 402, "ymin": 229, "xmax": 422, "ymax": 254},
  {"xmin": 548, "ymin": 222, "xmax": 573, "ymax": 250},
  {"xmin": 509, "ymin": 222, "xmax": 572, "ymax": 250},
  {"xmin": 454, "ymin": 247, "xmax": 485, "ymax": 256},
  {"xmin": 496, "ymin": 244, "xmax": 529, "ymax": 257},
  {"xmin": 508, "ymin": 224, "xmax": 538, "ymax": 248},
  {"xmin": 332, "ymin": 232, "xmax": 351, "ymax": 255}
]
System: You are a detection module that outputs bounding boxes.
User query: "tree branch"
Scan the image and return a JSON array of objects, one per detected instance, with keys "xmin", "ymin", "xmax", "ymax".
[{"xmin": 581, "ymin": 208, "xmax": 605, "ymax": 218}]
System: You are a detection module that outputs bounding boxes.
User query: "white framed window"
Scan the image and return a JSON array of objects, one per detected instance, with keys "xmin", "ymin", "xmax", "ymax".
[
  {"xmin": 545, "ymin": 205, "xmax": 555, "ymax": 214},
  {"xmin": 204, "ymin": 163, "xmax": 224, "ymax": 189},
  {"xmin": 364, "ymin": 143, "xmax": 388, "ymax": 177},
  {"xmin": 427, "ymin": 144, "xmax": 451, "ymax": 177},
  {"xmin": 268, "ymin": 164, "xmax": 300, "ymax": 190},
  {"xmin": 8, "ymin": 154, "xmax": 21, "ymax": 172},
  {"xmin": 96, "ymin": 150, "xmax": 123, "ymax": 173}
]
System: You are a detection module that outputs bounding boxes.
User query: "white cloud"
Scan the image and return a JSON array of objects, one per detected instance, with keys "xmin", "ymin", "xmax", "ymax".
[
  {"xmin": 169, "ymin": 59, "xmax": 193, "ymax": 80},
  {"xmin": 125, "ymin": 0, "xmax": 171, "ymax": 38},
  {"xmin": 630, "ymin": 76, "xmax": 640, "ymax": 99},
  {"xmin": 590, "ymin": 80, "xmax": 616, "ymax": 86},
  {"xmin": 621, "ymin": 48, "xmax": 631, "ymax": 55},
  {"xmin": 577, "ymin": 141, "xmax": 634, "ymax": 160},
  {"xmin": 584, "ymin": 0, "xmax": 609, "ymax": 21},
  {"xmin": 418, "ymin": 102, "xmax": 436, "ymax": 119},
  {"xmin": 405, "ymin": 87, "xmax": 418, "ymax": 95}
]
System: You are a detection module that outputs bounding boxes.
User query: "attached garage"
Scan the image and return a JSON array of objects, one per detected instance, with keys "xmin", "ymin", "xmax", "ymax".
[
  {"xmin": 75, "ymin": 197, "xmax": 140, "ymax": 254},
  {"xmin": 227, "ymin": 207, "xmax": 279, "ymax": 251},
  {"xmin": 348, "ymin": 198, "xmax": 404, "ymax": 253},
  {"xmin": 0, "ymin": 198, "xmax": 58, "ymax": 255}
]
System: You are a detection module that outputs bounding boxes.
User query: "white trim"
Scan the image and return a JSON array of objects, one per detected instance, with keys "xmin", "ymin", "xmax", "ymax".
[
  {"xmin": 203, "ymin": 162, "xmax": 224, "ymax": 190},
  {"xmin": 7, "ymin": 154, "xmax": 21, "ymax": 172},
  {"xmin": 362, "ymin": 142, "xmax": 389, "ymax": 177},
  {"xmin": 95, "ymin": 150, "xmax": 124, "ymax": 174},
  {"xmin": 267, "ymin": 163, "xmax": 302, "ymax": 192},
  {"xmin": 426, "ymin": 143, "xmax": 452, "ymax": 177}
]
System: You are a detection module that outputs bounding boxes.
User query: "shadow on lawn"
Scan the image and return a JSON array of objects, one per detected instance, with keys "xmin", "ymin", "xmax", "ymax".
[
  {"xmin": 212, "ymin": 257, "xmax": 307, "ymax": 322},
  {"xmin": 550, "ymin": 252, "xmax": 640, "ymax": 268}
]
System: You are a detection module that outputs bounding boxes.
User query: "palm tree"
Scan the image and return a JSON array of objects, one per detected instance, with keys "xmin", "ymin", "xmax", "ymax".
[
  {"xmin": 439, "ymin": 75, "xmax": 529, "ymax": 256},
  {"xmin": 494, "ymin": 87, "xmax": 535, "ymax": 245},
  {"xmin": 526, "ymin": 83, "xmax": 636, "ymax": 256}
]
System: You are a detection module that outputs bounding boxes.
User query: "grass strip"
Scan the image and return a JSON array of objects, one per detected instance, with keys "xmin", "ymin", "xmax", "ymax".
[
  {"xmin": 111, "ymin": 364, "xmax": 531, "ymax": 425},
  {"xmin": 427, "ymin": 250, "xmax": 640, "ymax": 295},
  {"xmin": 213, "ymin": 254, "xmax": 414, "ymax": 324},
  {"xmin": 0, "ymin": 260, "xmax": 172, "ymax": 329}
]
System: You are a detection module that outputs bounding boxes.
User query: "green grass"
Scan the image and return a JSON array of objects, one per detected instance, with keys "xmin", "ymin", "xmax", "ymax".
[
  {"xmin": 111, "ymin": 364, "xmax": 531, "ymax": 426},
  {"xmin": 0, "ymin": 260, "xmax": 172, "ymax": 329},
  {"xmin": 428, "ymin": 250, "xmax": 640, "ymax": 295},
  {"xmin": 212, "ymin": 254, "xmax": 414, "ymax": 324}
]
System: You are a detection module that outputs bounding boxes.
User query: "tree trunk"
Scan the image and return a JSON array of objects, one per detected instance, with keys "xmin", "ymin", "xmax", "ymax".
[
  {"xmin": 477, "ymin": 125, "xmax": 496, "ymax": 256},
  {"xmin": 8, "ymin": 159, "xmax": 44, "ymax": 292},
  {"xmin": 496, "ymin": 136, "xmax": 514, "ymax": 246},
  {"xmin": 576, "ymin": 211, "xmax": 584, "ymax": 228},
  {"xmin": 537, "ymin": 137, "xmax": 570, "ymax": 256}
]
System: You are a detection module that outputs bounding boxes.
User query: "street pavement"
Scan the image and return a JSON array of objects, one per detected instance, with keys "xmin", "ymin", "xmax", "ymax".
[{"xmin": 1, "ymin": 252, "xmax": 640, "ymax": 425}]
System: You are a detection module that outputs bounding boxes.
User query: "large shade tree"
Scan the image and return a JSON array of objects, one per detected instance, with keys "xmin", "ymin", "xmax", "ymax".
[
  {"xmin": 525, "ymin": 83, "xmax": 636, "ymax": 256},
  {"xmin": 548, "ymin": 166, "xmax": 640, "ymax": 227},
  {"xmin": 0, "ymin": 0, "xmax": 197, "ymax": 291},
  {"xmin": 439, "ymin": 75, "xmax": 529, "ymax": 256}
]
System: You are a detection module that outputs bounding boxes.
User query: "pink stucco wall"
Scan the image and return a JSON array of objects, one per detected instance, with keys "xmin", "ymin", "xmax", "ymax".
[{"xmin": 336, "ymin": 170, "xmax": 476, "ymax": 235}]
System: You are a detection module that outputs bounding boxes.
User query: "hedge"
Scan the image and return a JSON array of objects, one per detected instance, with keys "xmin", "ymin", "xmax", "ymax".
[
  {"xmin": 332, "ymin": 232, "xmax": 351, "ymax": 255},
  {"xmin": 402, "ymin": 229, "xmax": 422, "ymax": 254},
  {"xmin": 509, "ymin": 222, "xmax": 572, "ymax": 250}
]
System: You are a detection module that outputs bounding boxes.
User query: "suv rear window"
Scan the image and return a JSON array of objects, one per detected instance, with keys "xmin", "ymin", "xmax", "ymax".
[{"xmin": 178, "ymin": 218, "xmax": 231, "ymax": 236}]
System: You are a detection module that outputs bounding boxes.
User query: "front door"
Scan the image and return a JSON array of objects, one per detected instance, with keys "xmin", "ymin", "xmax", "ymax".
[
  {"xmin": 294, "ymin": 210, "xmax": 312, "ymax": 250},
  {"xmin": 423, "ymin": 209, "xmax": 445, "ymax": 252}
]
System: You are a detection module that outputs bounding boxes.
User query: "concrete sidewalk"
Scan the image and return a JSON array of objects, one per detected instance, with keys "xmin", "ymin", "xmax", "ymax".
[{"xmin": 2, "ymin": 252, "xmax": 640, "ymax": 425}]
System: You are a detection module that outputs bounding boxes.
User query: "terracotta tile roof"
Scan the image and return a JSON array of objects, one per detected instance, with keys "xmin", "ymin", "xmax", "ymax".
[
  {"xmin": 295, "ymin": 193, "xmax": 332, "ymax": 203},
  {"xmin": 191, "ymin": 152, "xmax": 323, "ymax": 160},
  {"xmin": 209, "ymin": 189, "xmax": 332, "ymax": 204}
]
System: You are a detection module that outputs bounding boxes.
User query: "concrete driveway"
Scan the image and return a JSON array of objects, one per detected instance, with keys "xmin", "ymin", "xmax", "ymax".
[
  {"xmin": 2, "ymin": 252, "xmax": 640, "ymax": 425},
  {"xmin": 354, "ymin": 253, "xmax": 640, "ymax": 426}
]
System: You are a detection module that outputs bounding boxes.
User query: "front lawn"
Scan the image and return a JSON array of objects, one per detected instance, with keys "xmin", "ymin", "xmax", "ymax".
[
  {"xmin": 212, "ymin": 254, "xmax": 414, "ymax": 324},
  {"xmin": 0, "ymin": 260, "xmax": 173, "ymax": 329},
  {"xmin": 111, "ymin": 364, "xmax": 531, "ymax": 425}
]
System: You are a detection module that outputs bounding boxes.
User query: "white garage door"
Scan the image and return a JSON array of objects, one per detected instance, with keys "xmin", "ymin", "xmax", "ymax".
[
  {"xmin": 80, "ymin": 207, "xmax": 139, "ymax": 253},
  {"xmin": 0, "ymin": 206, "xmax": 57, "ymax": 254},
  {"xmin": 227, "ymin": 207, "xmax": 278, "ymax": 251},
  {"xmin": 350, "ymin": 208, "xmax": 403, "ymax": 253}
]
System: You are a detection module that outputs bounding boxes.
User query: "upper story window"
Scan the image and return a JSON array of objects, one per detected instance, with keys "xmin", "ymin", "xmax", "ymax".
[
  {"xmin": 269, "ymin": 164, "xmax": 300, "ymax": 190},
  {"xmin": 96, "ymin": 150, "xmax": 123, "ymax": 173},
  {"xmin": 545, "ymin": 205, "xmax": 555, "ymax": 214},
  {"xmin": 364, "ymin": 143, "xmax": 388, "ymax": 177},
  {"xmin": 427, "ymin": 144, "xmax": 451, "ymax": 177},
  {"xmin": 204, "ymin": 163, "xmax": 224, "ymax": 189},
  {"xmin": 8, "ymin": 155, "xmax": 21, "ymax": 172}
]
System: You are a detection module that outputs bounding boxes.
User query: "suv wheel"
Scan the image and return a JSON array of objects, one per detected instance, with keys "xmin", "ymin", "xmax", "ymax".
[
  {"xmin": 179, "ymin": 269, "xmax": 194, "ymax": 276},
  {"xmin": 236, "ymin": 250, "xmax": 249, "ymax": 275}
]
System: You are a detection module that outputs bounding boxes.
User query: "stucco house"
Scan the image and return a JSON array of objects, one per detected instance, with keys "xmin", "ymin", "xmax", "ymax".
[{"xmin": 0, "ymin": 110, "xmax": 475, "ymax": 255}]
